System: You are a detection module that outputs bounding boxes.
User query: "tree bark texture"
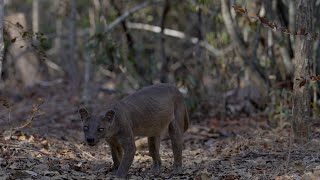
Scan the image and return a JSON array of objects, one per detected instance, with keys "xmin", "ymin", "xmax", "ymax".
[
  {"xmin": 81, "ymin": 2, "xmax": 98, "ymax": 106},
  {"xmin": 0, "ymin": 0, "xmax": 3, "ymax": 81},
  {"xmin": 32, "ymin": 0, "xmax": 39, "ymax": 34},
  {"xmin": 54, "ymin": 0, "xmax": 64, "ymax": 67},
  {"xmin": 193, "ymin": 5, "xmax": 206, "ymax": 97},
  {"xmin": 292, "ymin": 0, "xmax": 313, "ymax": 143},
  {"xmin": 159, "ymin": 0, "xmax": 170, "ymax": 83},
  {"xmin": 6, "ymin": 14, "xmax": 41, "ymax": 86},
  {"xmin": 68, "ymin": 0, "xmax": 80, "ymax": 89}
]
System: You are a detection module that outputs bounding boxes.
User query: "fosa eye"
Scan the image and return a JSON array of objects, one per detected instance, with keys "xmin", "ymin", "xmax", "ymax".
[
  {"xmin": 98, "ymin": 128, "xmax": 104, "ymax": 133},
  {"xmin": 83, "ymin": 126, "xmax": 89, "ymax": 131}
]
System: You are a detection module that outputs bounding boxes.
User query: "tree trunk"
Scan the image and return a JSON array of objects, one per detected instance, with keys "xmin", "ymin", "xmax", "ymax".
[
  {"xmin": 0, "ymin": 0, "xmax": 3, "ymax": 82},
  {"xmin": 54, "ymin": 0, "xmax": 64, "ymax": 66},
  {"xmin": 289, "ymin": 1, "xmax": 296, "ymax": 33},
  {"xmin": 292, "ymin": 0, "xmax": 313, "ymax": 143},
  {"xmin": 221, "ymin": 0, "xmax": 269, "ymax": 95},
  {"xmin": 6, "ymin": 14, "xmax": 41, "ymax": 87},
  {"xmin": 159, "ymin": 0, "xmax": 170, "ymax": 83},
  {"xmin": 110, "ymin": 0, "xmax": 146, "ymax": 85},
  {"xmin": 68, "ymin": 0, "xmax": 79, "ymax": 90},
  {"xmin": 32, "ymin": 0, "xmax": 49, "ymax": 79},
  {"xmin": 81, "ymin": 3, "xmax": 97, "ymax": 106},
  {"xmin": 194, "ymin": 5, "xmax": 206, "ymax": 97},
  {"xmin": 32, "ymin": 0, "xmax": 39, "ymax": 34}
]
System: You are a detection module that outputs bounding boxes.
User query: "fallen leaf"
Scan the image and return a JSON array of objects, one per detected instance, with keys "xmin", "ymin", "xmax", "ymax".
[
  {"xmin": 199, "ymin": 169, "xmax": 211, "ymax": 180},
  {"xmin": 24, "ymin": 170, "xmax": 37, "ymax": 177},
  {"xmin": 18, "ymin": 135, "xmax": 26, "ymax": 141},
  {"xmin": 11, "ymin": 170, "xmax": 30, "ymax": 179}
]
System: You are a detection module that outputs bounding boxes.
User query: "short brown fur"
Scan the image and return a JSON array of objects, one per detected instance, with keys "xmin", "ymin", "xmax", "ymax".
[{"xmin": 79, "ymin": 83, "xmax": 189, "ymax": 178}]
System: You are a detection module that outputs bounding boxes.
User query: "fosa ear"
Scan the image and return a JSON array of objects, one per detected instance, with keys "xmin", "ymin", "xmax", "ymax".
[
  {"xmin": 79, "ymin": 108, "xmax": 89, "ymax": 120},
  {"xmin": 103, "ymin": 110, "xmax": 115, "ymax": 123}
]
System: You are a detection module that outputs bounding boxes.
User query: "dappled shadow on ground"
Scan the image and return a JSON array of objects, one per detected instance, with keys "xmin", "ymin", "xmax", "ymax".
[{"xmin": 0, "ymin": 85, "xmax": 319, "ymax": 179}]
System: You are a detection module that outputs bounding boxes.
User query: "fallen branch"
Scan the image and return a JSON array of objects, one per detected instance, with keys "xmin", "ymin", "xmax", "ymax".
[
  {"xmin": 127, "ymin": 22, "xmax": 234, "ymax": 56},
  {"xmin": 44, "ymin": 59, "xmax": 64, "ymax": 73},
  {"xmin": 104, "ymin": 0, "xmax": 162, "ymax": 33},
  {"xmin": 74, "ymin": 144, "xmax": 99, "ymax": 161},
  {"xmin": 35, "ymin": 79, "xmax": 63, "ymax": 87}
]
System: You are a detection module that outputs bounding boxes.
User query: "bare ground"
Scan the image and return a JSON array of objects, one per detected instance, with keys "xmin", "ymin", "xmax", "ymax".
[{"xmin": 0, "ymin": 85, "xmax": 319, "ymax": 180}]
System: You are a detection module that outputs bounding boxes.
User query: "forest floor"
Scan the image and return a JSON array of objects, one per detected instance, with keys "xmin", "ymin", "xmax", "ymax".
[{"xmin": 0, "ymin": 84, "xmax": 319, "ymax": 180}]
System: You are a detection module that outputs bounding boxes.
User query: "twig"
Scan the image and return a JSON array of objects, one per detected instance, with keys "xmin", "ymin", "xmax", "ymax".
[
  {"xmin": 104, "ymin": 0, "xmax": 162, "ymax": 33},
  {"xmin": 127, "ymin": 22, "xmax": 234, "ymax": 56},
  {"xmin": 10, "ymin": 98, "xmax": 44, "ymax": 133},
  {"xmin": 74, "ymin": 144, "xmax": 99, "ymax": 161},
  {"xmin": 0, "ymin": 142, "xmax": 50, "ymax": 156},
  {"xmin": 13, "ymin": 112, "xmax": 44, "ymax": 131},
  {"xmin": 35, "ymin": 79, "xmax": 63, "ymax": 87}
]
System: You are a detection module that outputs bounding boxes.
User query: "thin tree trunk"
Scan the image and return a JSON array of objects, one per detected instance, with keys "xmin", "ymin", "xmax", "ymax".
[
  {"xmin": 265, "ymin": 0, "xmax": 283, "ymax": 81},
  {"xmin": 159, "ymin": 0, "xmax": 170, "ymax": 83},
  {"xmin": 32, "ymin": 0, "xmax": 39, "ymax": 34},
  {"xmin": 110, "ymin": 0, "xmax": 142, "ymax": 81},
  {"xmin": 93, "ymin": 0, "xmax": 101, "ymax": 18},
  {"xmin": 194, "ymin": 5, "xmax": 206, "ymax": 96},
  {"xmin": 111, "ymin": 0, "xmax": 135, "ymax": 57},
  {"xmin": 54, "ymin": 0, "xmax": 64, "ymax": 64},
  {"xmin": 271, "ymin": 0, "xmax": 294, "ymax": 78},
  {"xmin": 292, "ymin": 0, "xmax": 313, "ymax": 143},
  {"xmin": 221, "ymin": 0, "xmax": 269, "ymax": 93},
  {"xmin": 81, "ymin": 5, "xmax": 96, "ymax": 106},
  {"xmin": 0, "ymin": 0, "xmax": 3, "ymax": 81},
  {"xmin": 289, "ymin": 0, "xmax": 296, "ymax": 35},
  {"xmin": 88, "ymin": 7, "xmax": 95, "ymax": 36},
  {"xmin": 33, "ymin": 0, "xmax": 49, "ymax": 79},
  {"xmin": 68, "ymin": 0, "xmax": 79, "ymax": 89}
]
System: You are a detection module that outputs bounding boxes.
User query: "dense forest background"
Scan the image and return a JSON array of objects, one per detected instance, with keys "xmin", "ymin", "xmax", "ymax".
[{"xmin": 0, "ymin": 0, "xmax": 319, "ymax": 179}]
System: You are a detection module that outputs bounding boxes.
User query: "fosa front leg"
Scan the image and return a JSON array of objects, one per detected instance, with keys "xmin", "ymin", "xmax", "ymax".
[
  {"xmin": 108, "ymin": 138, "xmax": 123, "ymax": 171},
  {"xmin": 115, "ymin": 134, "xmax": 136, "ymax": 178}
]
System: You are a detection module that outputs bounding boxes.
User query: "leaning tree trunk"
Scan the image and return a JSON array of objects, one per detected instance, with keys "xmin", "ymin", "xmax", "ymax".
[
  {"xmin": 292, "ymin": 0, "xmax": 313, "ymax": 143},
  {"xmin": 0, "ymin": 0, "xmax": 3, "ymax": 82}
]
